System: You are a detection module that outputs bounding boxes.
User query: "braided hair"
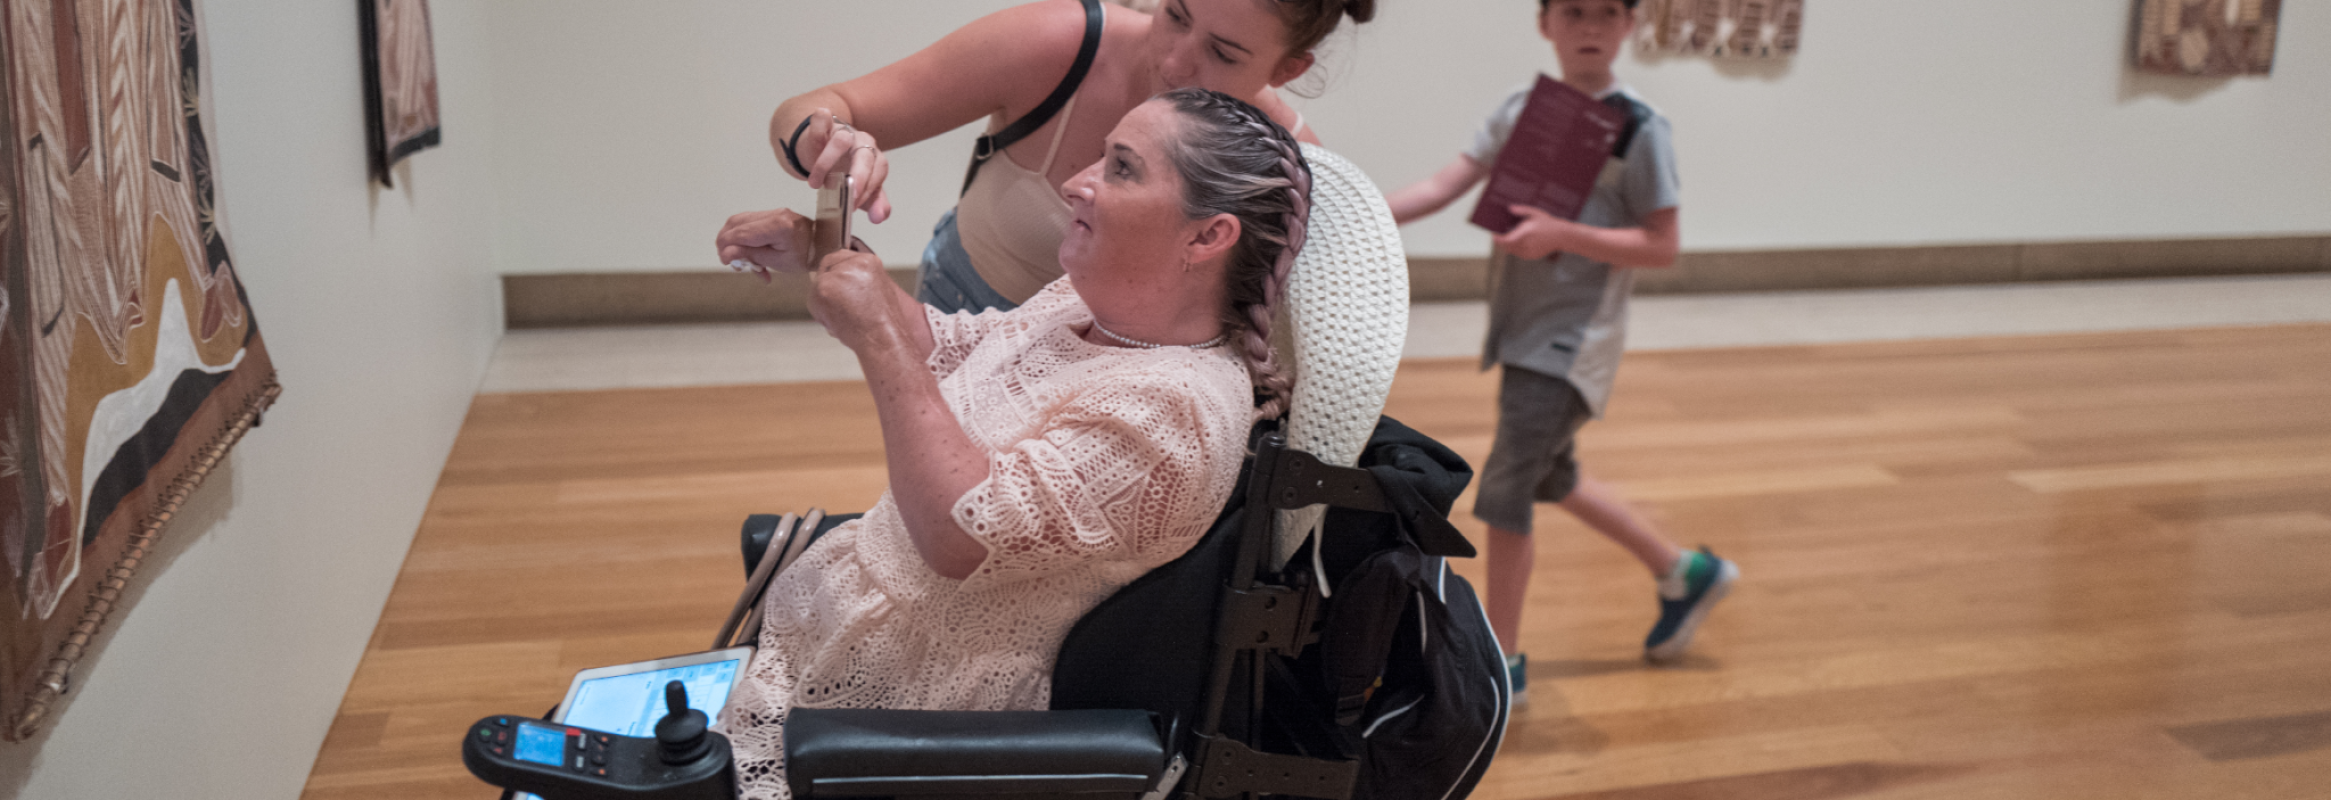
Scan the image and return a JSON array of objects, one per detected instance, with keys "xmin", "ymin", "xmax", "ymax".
[{"xmin": 1154, "ymin": 87, "xmax": 1311, "ymax": 419}]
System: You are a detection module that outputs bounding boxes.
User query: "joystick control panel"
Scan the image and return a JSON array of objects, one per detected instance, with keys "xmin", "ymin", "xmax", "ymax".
[{"xmin": 462, "ymin": 682, "xmax": 734, "ymax": 800}]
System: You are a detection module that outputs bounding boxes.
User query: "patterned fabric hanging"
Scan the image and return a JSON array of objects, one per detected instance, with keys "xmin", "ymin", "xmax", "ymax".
[
  {"xmin": 1, "ymin": 0, "xmax": 279, "ymax": 741},
  {"xmin": 1634, "ymin": 0, "xmax": 1803, "ymax": 60}
]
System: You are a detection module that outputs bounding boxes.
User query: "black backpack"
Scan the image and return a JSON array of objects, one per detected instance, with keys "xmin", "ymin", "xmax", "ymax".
[
  {"xmin": 1266, "ymin": 419, "xmax": 1511, "ymax": 800},
  {"xmin": 1322, "ymin": 547, "xmax": 1509, "ymax": 800}
]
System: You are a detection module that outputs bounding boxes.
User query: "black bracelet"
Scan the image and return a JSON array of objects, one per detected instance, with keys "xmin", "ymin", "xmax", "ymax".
[{"xmin": 781, "ymin": 115, "xmax": 815, "ymax": 177}]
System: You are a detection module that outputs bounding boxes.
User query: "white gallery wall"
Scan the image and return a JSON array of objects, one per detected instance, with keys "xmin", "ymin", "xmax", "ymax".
[
  {"xmin": 1, "ymin": 1, "xmax": 503, "ymax": 798},
  {"xmin": 483, "ymin": 0, "xmax": 2330, "ymax": 274}
]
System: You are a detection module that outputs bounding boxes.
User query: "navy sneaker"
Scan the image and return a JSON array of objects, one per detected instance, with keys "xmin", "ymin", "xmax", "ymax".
[
  {"xmin": 1505, "ymin": 652, "xmax": 1528, "ymax": 703},
  {"xmin": 1645, "ymin": 547, "xmax": 1739, "ymax": 662}
]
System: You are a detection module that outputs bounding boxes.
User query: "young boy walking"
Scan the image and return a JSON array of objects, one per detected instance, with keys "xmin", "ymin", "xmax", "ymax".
[{"xmin": 1384, "ymin": 0, "xmax": 1737, "ymax": 691}]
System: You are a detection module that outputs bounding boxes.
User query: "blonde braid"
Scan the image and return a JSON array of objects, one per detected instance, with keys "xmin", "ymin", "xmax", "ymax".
[{"xmin": 1241, "ymin": 131, "xmax": 1309, "ymax": 420}]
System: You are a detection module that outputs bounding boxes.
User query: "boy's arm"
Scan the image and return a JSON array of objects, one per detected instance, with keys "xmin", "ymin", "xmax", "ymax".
[
  {"xmin": 1385, "ymin": 155, "xmax": 1491, "ymax": 225},
  {"xmin": 1493, "ymin": 205, "xmax": 1679, "ymax": 268}
]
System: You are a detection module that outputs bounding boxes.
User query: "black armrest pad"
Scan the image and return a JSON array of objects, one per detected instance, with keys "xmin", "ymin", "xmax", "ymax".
[{"xmin": 786, "ymin": 708, "xmax": 1164, "ymax": 797}]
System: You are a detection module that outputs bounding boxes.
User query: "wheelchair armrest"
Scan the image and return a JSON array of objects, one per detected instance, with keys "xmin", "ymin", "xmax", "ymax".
[{"xmin": 785, "ymin": 708, "xmax": 1166, "ymax": 798}]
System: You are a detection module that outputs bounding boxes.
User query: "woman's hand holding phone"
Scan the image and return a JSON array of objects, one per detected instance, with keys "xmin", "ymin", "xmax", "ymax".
[{"xmin": 798, "ymin": 109, "xmax": 893, "ymax": 224}]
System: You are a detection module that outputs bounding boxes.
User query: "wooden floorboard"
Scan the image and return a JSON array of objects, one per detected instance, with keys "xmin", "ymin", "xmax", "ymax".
[{"xmin": 301, "ymin": 324, "xmax": 2331, "ymax": 800}]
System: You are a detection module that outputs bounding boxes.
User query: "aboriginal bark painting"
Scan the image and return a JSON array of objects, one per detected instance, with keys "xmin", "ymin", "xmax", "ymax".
[
  {"xmin": 359, "ymin": 0, "xmax": 441, "ymax": 186},
  {"xmin": 1635, "ymin": 0, "xmax": 1802, "ymax": 59},
  {"xmin": 1, "ymin": 0, "xmax": 278, "ymax": 740},
  {"xmin": 2134, "ymin": 0, "xmax": 2280, "ymax": 76}
]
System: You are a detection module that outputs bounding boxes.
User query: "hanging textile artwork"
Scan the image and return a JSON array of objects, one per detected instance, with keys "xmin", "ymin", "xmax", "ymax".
[
  {"xmin": 1634, "ymin": 0, "xmax": 1802, "ymax": 59},
  {"xmin": 2, "ymin": 0, "xmax": 280, "ymax": 740},
  {"xmin": 2133, "ymin": 0, "xmax": 2280, "ymax": 75},
  {"xmin": 360, "ymin": 0, "xmax": 442, "ymax": 186}
]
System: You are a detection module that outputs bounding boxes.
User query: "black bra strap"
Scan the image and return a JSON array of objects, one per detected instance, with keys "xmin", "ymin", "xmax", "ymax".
[{"xmin": 963, "ymin": 0, "xmax": 1104, "ymax": 195}]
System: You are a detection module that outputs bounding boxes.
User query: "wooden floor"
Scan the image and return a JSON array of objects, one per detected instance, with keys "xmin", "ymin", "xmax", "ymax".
[{"xmin": 302, "ymin": 324, "xmax": 2331, "ymax": 800}]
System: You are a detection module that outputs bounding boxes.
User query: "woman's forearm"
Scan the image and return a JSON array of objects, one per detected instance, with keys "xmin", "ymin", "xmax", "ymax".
[
  {"xmin": 809, "ymin": 250, "xmax": 972, "ymax": 576},
  {"xmin": 857, "ymin": 332, "xmax": 988, "ymax": 580}
]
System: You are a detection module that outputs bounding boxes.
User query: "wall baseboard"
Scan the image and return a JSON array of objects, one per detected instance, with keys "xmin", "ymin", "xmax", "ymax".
[{"xmin": 505, "ymin": 235, "xmax": 2330, "ymax": 328}]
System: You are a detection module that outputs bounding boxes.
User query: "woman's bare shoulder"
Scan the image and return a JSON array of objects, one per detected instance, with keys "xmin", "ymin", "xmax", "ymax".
[
  {"xmin": 954, "ymin": 1, "xmax": 1101, "ymax": 77},
  {"xmin": 848, "ymin": 0, "xmax": 1107, "ymax": 126}
]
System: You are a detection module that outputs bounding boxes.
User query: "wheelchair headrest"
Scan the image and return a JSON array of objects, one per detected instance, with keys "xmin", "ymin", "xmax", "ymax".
[{"xmin": 1274, "ymin": 143, "xmax": 1410, "ymax": 568}]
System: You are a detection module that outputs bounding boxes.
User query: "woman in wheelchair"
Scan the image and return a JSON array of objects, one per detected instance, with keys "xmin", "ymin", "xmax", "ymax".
[{"xmin": 711, "ymin": 87, "xmax": 1312, "ymax": 800}]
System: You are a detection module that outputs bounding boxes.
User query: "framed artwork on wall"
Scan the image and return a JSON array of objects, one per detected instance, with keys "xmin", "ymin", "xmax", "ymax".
[
  {"xmin": 1635, "ymin": 0, "xmax": 1803, "ymax": 59},
  {"xmin": 359, "ymin": 0, "xmax": 442, "ymax": 186},
  {"xmin": 2133, "ymin": 0, "xmax": 2280, "ymax": 75},
  {"xmin": 2, "ymin": 0, "xmax": 280, "ymax": 741}
]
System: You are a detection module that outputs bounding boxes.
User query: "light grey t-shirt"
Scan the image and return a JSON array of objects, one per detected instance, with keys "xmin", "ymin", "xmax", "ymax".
[{"xmin": 1466, "ymin": 82, "xmax": 1680, "ymax": 416}]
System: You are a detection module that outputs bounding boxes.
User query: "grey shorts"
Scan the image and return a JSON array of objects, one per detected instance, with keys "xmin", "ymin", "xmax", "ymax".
[
  {"xmin": 915, "ymin": 207, "xmax": 1020, "ymax": 315},
  {"xmin": 1472, "ymin": 366, "xmax": 1593, "ymax": 533}
]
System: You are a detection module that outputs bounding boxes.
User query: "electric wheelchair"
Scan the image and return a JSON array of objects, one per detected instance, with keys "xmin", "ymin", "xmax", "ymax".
[{"xmin": 462, "ymin": 145, "xmax": 1512, "ymax": 800}]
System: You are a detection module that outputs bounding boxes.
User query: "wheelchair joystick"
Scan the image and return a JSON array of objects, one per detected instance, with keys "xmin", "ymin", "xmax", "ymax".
[
  {"xmin": 461, "ymin": 679, "xmax": 736, "ymax": 799},
  {"xmin": 656, "ymin": 680, "xmax": 713, "ymax": 765}
]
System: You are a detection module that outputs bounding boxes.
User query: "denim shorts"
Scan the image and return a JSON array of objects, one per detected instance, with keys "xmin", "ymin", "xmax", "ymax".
[
  {"xmin": 1471, "ymin": 365, "xmax": 1594, "ymax": 533},
  {"xmin": 915, "ymin": 208, "xmax": 1019, "ymax": 315}
]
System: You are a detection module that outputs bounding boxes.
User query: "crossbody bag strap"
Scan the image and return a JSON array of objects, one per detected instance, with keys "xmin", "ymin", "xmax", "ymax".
[
  {"xmin": 962, "ymin": 0, "xmax": 1104, "ymax": 195},
  {"xmin": 1601, "ymin": 92, "xmax": 1653, "ymax": 160}
]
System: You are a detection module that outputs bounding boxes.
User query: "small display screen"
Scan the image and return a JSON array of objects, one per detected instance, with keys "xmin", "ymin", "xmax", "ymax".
[{"xmin": 513, "ymin": 722, "xmax": 567, "ymax": 766}]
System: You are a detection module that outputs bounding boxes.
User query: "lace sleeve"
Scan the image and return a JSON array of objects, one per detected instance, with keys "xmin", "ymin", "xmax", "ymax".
[
  {"xmin": 925, "ymin": 280, "xmax": 1082, "ymax": 379},
  {"xmin": 950, "ymin": 366, "xmax": 1245, "ymax": 587},
  {"xmin": 924, "ymin": 306, "xmax": 993, "ymax": 380}
]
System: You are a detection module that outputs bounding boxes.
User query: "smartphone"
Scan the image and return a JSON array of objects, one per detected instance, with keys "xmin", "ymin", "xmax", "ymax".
[{"xmin": 812, "ymin": 174, "xmax": 853, "ymax": 265}]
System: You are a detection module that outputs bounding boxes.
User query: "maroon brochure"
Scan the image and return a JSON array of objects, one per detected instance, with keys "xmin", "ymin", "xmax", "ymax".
[{"xmin": 1468, "ymin": 74, "xmax": 1626, "ymax": 234}]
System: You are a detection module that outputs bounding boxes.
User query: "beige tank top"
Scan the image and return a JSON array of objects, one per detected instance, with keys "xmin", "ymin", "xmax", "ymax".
[{"xmin": 955, "ymin": 94, "xmax": 1083, "ymax": 305}]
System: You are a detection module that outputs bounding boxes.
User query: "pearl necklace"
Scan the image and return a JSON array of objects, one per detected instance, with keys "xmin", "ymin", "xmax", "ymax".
[{"xmin": 1091, "ymin": 320, "xmax": 1227, "ymax": 350}]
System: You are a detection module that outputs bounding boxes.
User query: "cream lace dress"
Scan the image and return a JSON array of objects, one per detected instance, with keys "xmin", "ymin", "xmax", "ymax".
[{"xmin": 724, "ymin": 279, "xmax": 1255, "ymax": 799}]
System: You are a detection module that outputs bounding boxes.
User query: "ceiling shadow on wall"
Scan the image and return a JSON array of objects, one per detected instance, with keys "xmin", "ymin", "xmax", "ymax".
[{"xmin": 2117, "ymin": 68, "xmax": 2240, "ymax": 104}]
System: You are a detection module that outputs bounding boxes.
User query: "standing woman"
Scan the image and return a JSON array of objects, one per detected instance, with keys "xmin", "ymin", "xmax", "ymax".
[{"xmin": 746, "ymin": 0, "xmax": 1371, "ymax": 313}]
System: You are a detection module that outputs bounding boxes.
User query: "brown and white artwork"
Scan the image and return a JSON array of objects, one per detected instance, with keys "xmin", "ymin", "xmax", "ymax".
[
  {"xmin": 2134, "ymin": 0, "xmax": 2280, "ymax": 76},
  {"xmin": 359, "ymin": 0, "xmax": 441, "ymax": 186},
  {"xmin": 1635, "ymin": 0, "xmax": 1802, "ymax": 59},
  {"xmin": 2, "ymin": 0, "xmax": 279, "ymax": 740}
]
